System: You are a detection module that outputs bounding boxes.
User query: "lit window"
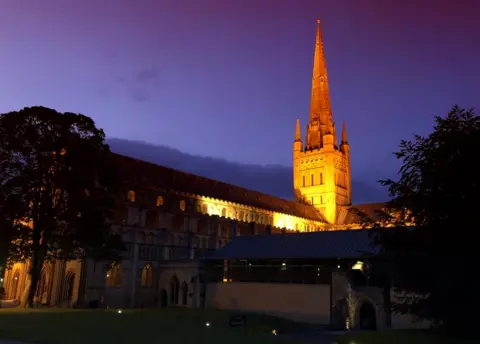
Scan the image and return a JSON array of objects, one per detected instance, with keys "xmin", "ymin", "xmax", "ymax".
[
  {"xmin": 106, "ymin": 263, "xmax": 123, "ymax": 287},
  {"xmin": 179, "ymin": 200, "xmax": 186, "ymax": 212},
  {"xmin": 141, "ymin": 264, "xmax": 153, "ymax": 288},
  {"xmin": 127, "ymin": 190, "xmax": 136, "ymax": 202},
  {"xmin": 156, "ymin": 196, "xmax": 164, "ymax": 206}
]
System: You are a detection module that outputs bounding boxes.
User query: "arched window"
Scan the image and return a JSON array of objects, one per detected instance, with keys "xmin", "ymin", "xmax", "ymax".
[
  {"xmin": 106, "ymin": 263, "xmax": 123, "ymax": 288},
  {"xmin": 239, "ymin": 211, "xmax": 244, "ymax": 222},
  {"xmin": 141, "ymin": 264, "xmax": 153, "ymax": 288},
  {"xmin": 179, "ymin": 200, "xmax": 186, "ymax": 212},
  {"xmin": 202, "ymin": 204, "xmax": 208, "ymax": 214},
  {"xmin": 127, "ymin": 190, "xmax": 135, "ymax": 202},
  {"xmin": 146, "ymin": 232, "xmax": 155, "ymax": 245},
  {"xmin": 156, "ymin": 196, "xmax": 164, "ymax": 206},
  {"xmin": 221, "ymin": 208, "xmax": 226, "ymax": 217}
]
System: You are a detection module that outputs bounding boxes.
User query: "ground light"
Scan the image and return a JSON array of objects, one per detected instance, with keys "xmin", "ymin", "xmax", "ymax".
[
  {"xmin": 117, "ymin": 309, "xmax": 122, "ymax": 314},
  {"xmin": 205, "ymin": 322, "xmax": 211, "ymax": 327},
  {"xmin": 271, "ymin": 329, "xmax": 277, "ymax": 335}
]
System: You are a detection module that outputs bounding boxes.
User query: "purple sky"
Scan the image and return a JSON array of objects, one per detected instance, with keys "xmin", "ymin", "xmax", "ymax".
[{"xmin": 1, "ymin": 0, "xmax": 479, "ymax": 189}]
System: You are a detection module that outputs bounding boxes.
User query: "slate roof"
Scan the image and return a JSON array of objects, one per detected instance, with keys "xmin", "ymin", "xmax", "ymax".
[
  {"xmin": 206, "ymin": 229, "xmax": 379, "ymax": 260},
  {"xmin": 111, "ymin": 153, "xmax": 328, "ymax": 223}
]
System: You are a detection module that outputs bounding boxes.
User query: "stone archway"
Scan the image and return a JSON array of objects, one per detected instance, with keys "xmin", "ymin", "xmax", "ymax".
[
  {"xmin": 35, "ymin": 264, "xmax": 52, "ymax": 304},
  {"xmin": 10, "ymin": 270, "xmax": 20, "ymax": 299},
  {"xmin": 181, "ymin": 281, "xmax": 188, "ymax": 306},
  {"xmin": 359, "ymin": 302, "xmax": 377, "ymax": 330},
  {"xmin": 169, "ymin": 275, "xmax": 179, "ymax": 306},
  {"xmin": 159, "ymin": 288, "xmax": 168, "ymax": 308},
  {"xmin": 63, "ymin": 271, "xmax": 76, "ymax": 305}
]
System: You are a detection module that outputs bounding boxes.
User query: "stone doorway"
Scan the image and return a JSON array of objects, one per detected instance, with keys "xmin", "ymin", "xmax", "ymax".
[
  {"xmin": 159, "ymin": 288, "xmax": 168, "ymax": 308},
  {"xmin": 169, "ymin": 275, "xmax": 179, "ymax": 305},
  {"xmin": 359, "ymin": 302, "xmax": 376, "ymax": 330},
  {"xmin": 63, "ymin": 271, "xmax": 76, "ymax": 305},
  {"xmin": 10, "ymin": 270, "xmax": 20, "ymax": 299},
  {"xmin": 181, "ymin": 281, "xmax": 188, "ymax": 306}
]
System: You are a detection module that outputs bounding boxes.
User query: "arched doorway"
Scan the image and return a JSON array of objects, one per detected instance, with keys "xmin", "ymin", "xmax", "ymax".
[
  {"xmin": 63, "ymin": 271, "xmax": 76, "ymax": 305},
  {"xmin": 10, "ymin": 270, "xmax": 20, "ymax": 300},
  {"xmin": 35, "ymin": 266, "xmax": 51, "ymax": 304},
  {"xmin": 181, "ymin": 281, "xmax": 188, "ymax": 306},
  {"xmin": 169, "ymin": 275, "xmax": 179, "ymax": 306},
  {"xmin": 160, "ymin": 288, "xmax": 168, "ymax": 308},
  {"xmin": 359, "ymin": 302, "xmax": 377, "ymax": 330}
]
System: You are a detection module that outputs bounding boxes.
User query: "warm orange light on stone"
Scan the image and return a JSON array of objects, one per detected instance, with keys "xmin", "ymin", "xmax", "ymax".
[{"xmin": 293, "ymin": 20, "xmax": 352, "ymax": 225}]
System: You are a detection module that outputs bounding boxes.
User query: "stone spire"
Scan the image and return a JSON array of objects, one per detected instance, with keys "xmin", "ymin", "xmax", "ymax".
[{"xmin": 309, "ymin": 19, "xmax": 333, "ymax": 136}]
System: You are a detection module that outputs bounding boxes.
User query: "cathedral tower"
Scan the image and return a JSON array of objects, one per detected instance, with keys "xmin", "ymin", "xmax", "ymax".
[{"xmin": 293, "ymin": 19, "xmax": 352, "ymax": 224}]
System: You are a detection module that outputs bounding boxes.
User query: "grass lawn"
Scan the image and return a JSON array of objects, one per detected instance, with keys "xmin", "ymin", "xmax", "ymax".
[
  {"xmin": 0, "ymin": 308, "xmax": 307, "ymax": 344},
  {"xmin": 337, "ymin": 330, "xmax": 479, "ymax": 344}
]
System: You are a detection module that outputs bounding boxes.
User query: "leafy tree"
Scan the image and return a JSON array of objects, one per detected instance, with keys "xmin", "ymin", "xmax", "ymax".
[
  {"xmin": 0, "ymin": 106, "xmax": 123, "ymax": 308},
  {"xmin": 366, "ymin": 105, "xmax": 479, "ymax": 335}
]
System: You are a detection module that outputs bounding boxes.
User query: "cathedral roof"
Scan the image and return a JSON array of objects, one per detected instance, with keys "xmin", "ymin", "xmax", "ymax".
[
  {"xmin": 111, "ymin": 153, "xmax": 328, "ymax": 223},
  {"xmin": 206, "ymin": 229, "xmax": 378, "ymax": 260}
]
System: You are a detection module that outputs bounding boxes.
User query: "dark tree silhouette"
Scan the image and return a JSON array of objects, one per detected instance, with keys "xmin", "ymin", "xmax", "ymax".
[
  {"xmin": 370, "ymin": 105, "xmax": 479, "ymax": 335},
  {"xmin": 0, "ymin": 106, "xmax": 123, "ymax": 307}
]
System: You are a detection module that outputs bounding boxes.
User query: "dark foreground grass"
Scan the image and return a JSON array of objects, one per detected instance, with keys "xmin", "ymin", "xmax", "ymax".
[
  {"xmin": 0, "ymin": 308, "xmax": 306, "ymax": 344},
  {"xmin": 337, "ymin": 330, "xmax": 479, "ymax": 344}
]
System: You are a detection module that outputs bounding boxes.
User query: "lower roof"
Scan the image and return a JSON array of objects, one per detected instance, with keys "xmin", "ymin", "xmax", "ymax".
[{"xmin": 206, "ymin": 229, "xmax": 379, "ymax": 260}]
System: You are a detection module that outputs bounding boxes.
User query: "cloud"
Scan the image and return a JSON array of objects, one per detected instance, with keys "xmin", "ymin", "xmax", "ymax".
[
  {"xmin": 129, "ymin": 88, "xmax": 150, "ymax": 102},
  {"xmin": 113, "ymin": 67, "xmax": 160, "ymax": 102},
  {"xmin": 107, "ymin": 138, "xmax": 388, "ymax": 204},
  {"xmin": 135, "ymin": 68, "xmax": 158, "ymax": 83}
]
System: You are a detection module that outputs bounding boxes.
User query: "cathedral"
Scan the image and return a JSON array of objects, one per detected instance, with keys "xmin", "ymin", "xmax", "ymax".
[{"xmin": 1, "ymin": 19, "xmax": 407, "ymax": 330}]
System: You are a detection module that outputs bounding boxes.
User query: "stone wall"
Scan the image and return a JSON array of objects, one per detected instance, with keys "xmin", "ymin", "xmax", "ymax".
[{"xmin": 205, "ymin": 282, "xmax": 331, "ymax": 324}]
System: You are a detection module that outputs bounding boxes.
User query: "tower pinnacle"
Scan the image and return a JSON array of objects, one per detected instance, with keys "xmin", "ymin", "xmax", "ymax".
[
  {"xmin": 295, "ymin": 118, "xmax": 301, "ymax": 141},
  {"xmin": 341, "ymin": 121, "xmax": 348, "ymax": 144}
]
